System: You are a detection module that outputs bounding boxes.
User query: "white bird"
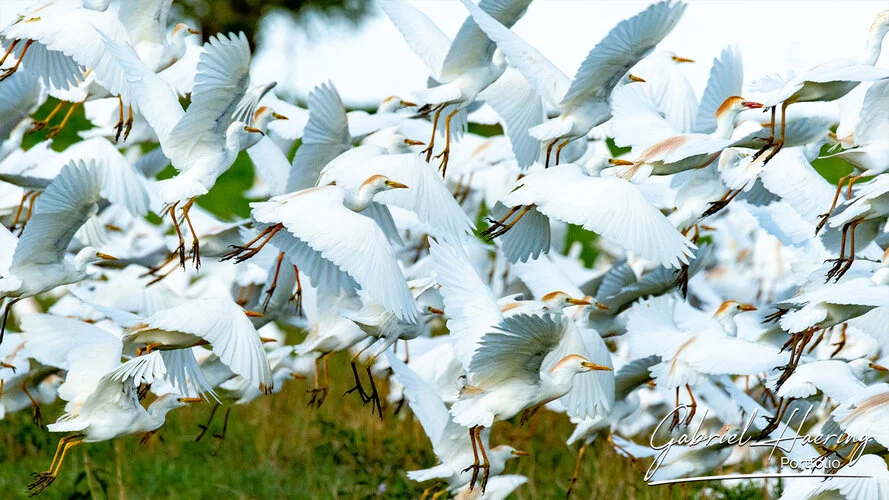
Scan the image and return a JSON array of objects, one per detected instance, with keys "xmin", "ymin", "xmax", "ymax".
[
  {"xmin": 116, "ymin": 0, "xmax": 200, "ymax": 71},
  {"xmin": 431, "ymin": 240, "xmax": 610, "ymax": 491},
  {"xmin": 462, "ymin": 0, "xmax": 686, "ymax": 167},
  {"xmin": 823, "ymin": 174, "xmax": 889, "ymax": 280},
  {"xmin": 232, "ymin": 176, "xmax": 420, "ymax": 324},
  {"xmin": 382, "ymin": 0, "xmax": 533, "ymax": 174},
  {"xmin": 0, "ymin": 161, "xmax": 118, "ymax": 344},
  {"xmin": 752, "ymin": 9, "xmax": 889, "ymax": 164},
  {"xmin": 387, "ymin": 353, "xmax": 528, "ymax": 496},
  {"xmin": 485, "ymin": 162, "xmax": 696, "ymax": 268}
]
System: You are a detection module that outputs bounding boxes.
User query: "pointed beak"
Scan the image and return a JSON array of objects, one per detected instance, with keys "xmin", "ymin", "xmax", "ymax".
[
  {"xmin": 512, "ymin": 450, "xmax": 530, "ymax": 457},
  {"xmin": 742, "ymin": 101, "xmax": 764, "ymax": 109},
  {"xmin": 399, "ymin": 100, "xmax": 417, "ymax": 107},
  {"xmin": 96, "ymin": 252, "xmax": 117, "ymax": 260},
  {"xmin": 385, "ymin": 180, "xmax": 409, "ymax": 189},
  {"xmin": 427, "ymin": 306, "xmax": 444, "ymax": 315},
  {"xmin": 869, "ymin": 362, "xmax": 889, "ymax": 372},
  {"xmin": 671, "ymin": 55, "xmax": 694, "ymax": 63},
  {"xmin": 176, "ymin": 397, "xmax": 203, "ymax": 403},
  {"xmin": 187, "ymin": 28, "xmax": 200, "ymax": 35},
  {"xmin": 580, "ymin": 361, "xmax": 612, "ymax": 371},
  {"xmin": 244, "ymin": 126, "xmax": 264, "ymax": 135},
  {"xmin": 403, "ymin": 138, "xmax": 425, "ymax": 146},
  {"xmin": 595, "ymin": 303, "xmax": 611, "ymax": 311},
  {"xmin": 566, "ymin": 297, "xmax": 592, "ymax": 306},
  {"xmin": 260, "ymin": 337, "xmax": 277, "ymax": 344},
  {"xmin": 738, "ymin": 304, "xmax": 758, "ymax": 311},
  {"xmin": 608, "ymin": 158, "xmax": 635, "ymax": 166},
  {"xmin": 628, "ymin": 74, "xmax": 646, "ymax": 83},
  {"xmin": 244, "ymin": 310, "xmax": 264, "ymax": 318},
  {"xmin": 272, "ymin": 113, "xmax": 289, "ymax": 120}
]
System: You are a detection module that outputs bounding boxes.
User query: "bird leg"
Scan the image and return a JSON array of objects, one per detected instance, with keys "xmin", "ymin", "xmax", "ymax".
[
  {"xmin": 826, "ymin": 218, "xmax": 862, "ymax": 282},
  {"xmin": 180, "ymin": 198, "xmax": 200, "ymax": 269},
  {"xmin": 28, "ymin": 434, "xmax": 84, "ymax": 496},
  {"xmin": 815, "ymin": 174, "xmax": 854, "ymax": 234},
  {"xmin": 221, "ymin": 224, "xmax": 283, "ymax": 263},
  {"xmin": 761, "ymin": 102, "xmax": 789, "ymax": 165},
  {"xmin": 0, "ymin": 39, "xmax": 19, "ymax": 67},
  {"xmin": 554, "ymin": 138, "xmax": 572, "ymax": 167},
  {"xmin": 17, "ymin": 191, "xmax": 39, "ymax": 236},
  {"xmin": 164, "ymin": 201, "xmax": 187, "ymax": 269},
  {"xmin": 457, "ymin": 172, "xmax": 474, "ymax": 204},
  {"xmin": 123, "ymin": 104, "xmax": 134, "ymax": 141},
  {"xmin": 830, "ymin": 323, "xmax": 848, "ymax": 358},
  {"xmin": 702, "ymin": 188, "xmax": 743, "ymax": 218},
  {"xmin": 21, "ymin": 380, "xmax": 44, "ymax": 429},
  {"xmin": 607, "ymin": 433, "xmax": 636, "ymax": 462},
  {"xmin": 420, "ymin": 105, "xmax": 444, "ymax": 162},
  {"xmin": 210, "ymin": 408, "xmax": 231, "ymax": 455},
  {"xmin": 290, "ymin": 265, "xmax": 303, "ymax": 317},
  {"xmin": 684, "ymin": 384, "xmax": 697, "ymax": 426},
  {"xmin": 476, "ymin": 426, "xmax": 491, "ymax": 493},
  {"xmin": 462, "ymin": 425, "xmax": 482, "ymax": 492},
  {"xmin": 775, "ymin": 328, "xmax": 815, "ymax": 389},
  {"xmin": 113, "ymin": 95, "xmax": 125, "ymax": 143},
  {"xmin": 308, "ymin": 352, "xmax": 331, "ymax": 408},
  {"xmin": 752, "ymin": 397, "xmax": 788, "ymax": 440},
  {"xmin": 482, "ymin": 204, "xmax": 534, "ymax": 239},
  {"xmin": 262, "ymin": 252, "xmax": 285, "ymax": 311},
  {"xmin": 434, "ymin": 109, "xmax": 459, "ymax": 177},
  {"xmin": 520, "ymin": 405, "xmax": 541, "ymax": 426},
  {"xmin": 752, "ymin": 106, "xmax": 776, "ymax": 161},
  {"xmin": 544, "ymin": 138, "xmax": 560, "ymax": 168},
  {"xmin": 480, "ymin": 205, "xmax": 520, "ymax": 236},
  {"xmin": 430, "ymin": 489, "xmax": 449, "ymax": 500},
  {"xmin": 673, "ymin": 264, "xmax": 691, "ymax": 299},
  {"xmin": 46, "ymin": 99, "xmax": 82, "ymax": 139},
  {"xmin": 139, "ymin": 430, "xmax": 157, "ymax": 445},
  {"xmin": 9, "ymin": 190, "xmax": 36, "ymax": 232},
  {"xmin": 0, "ymin": 297, "xmax": 21, "ymax": 347},
  {"xmin": 824, "ymin": 219, "xmax": 851, "ymax": 282},
  {"xmin": 195, "ymin": 402, "xmax": 220, "ymax": 442},
  {"xmin": 344, "ymin": 349, "xmax": 372, "ymax": 404},
  {"xmin": 566, "ymin": 442, "xmax": 587, "ymax": 498},
  {"xmin": 0, "ymin": 39, "xmax": 31, "ymax": 81},
  {"xmin": 29, "ymin": 101, "xmax": 63, "ymax": 133},
  {"xmin": 670, "ymin": 387, "xmax": 682, "ymax": 431},
  {"xmin": 363, "ymin": 354, "xmax": 384, "ymax": 419}
]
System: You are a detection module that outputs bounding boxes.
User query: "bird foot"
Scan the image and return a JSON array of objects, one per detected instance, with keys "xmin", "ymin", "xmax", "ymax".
[
  {"xmin": 28, "ymin": 121, "xmax": 48, "ymax": 134},
  {"xmin": 190, "ymin": 239, "xmax": 201, "ymax": 270},
  {"xmin": 824, "ymin": 258, "xmax": 852, "ymax": 283},
  {"xmin": 0, "ymin": 67, "xmax": 16, "ymax": 82},
  {"xmin": 702, "ymin": 199, "xmax": 730, "ymax": 218},
  {"xmin": 32, "ymin": 405, "xmax": 44, "ymax": 429},
  {"xmin": 27, "ymin": 471, "xmax": 56, "ymax": 496},
  {"xmin": 307, "ymin": 387, "xmax": 328, "ymax": 408},
  {"xmin": 814, "ymin": 213, "xmax": 830, "ymax": 235},
  {"xmin": 45, "ymin": 126, "xmax": 62, "ymax": 139},
  {"xmin": 434, "ymin": 148, "xmax": 450, "ymax": 177}
]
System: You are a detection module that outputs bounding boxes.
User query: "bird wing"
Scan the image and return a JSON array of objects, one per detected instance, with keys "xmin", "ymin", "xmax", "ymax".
[
  {"xmin": 92, "ymin": 28, "xmax": 184, "ymax": 147},
  {"xmin": 490, "ymin": 201, "xmax": 550, "ymax": 264},
  {"xmin": 0, "ymin": 225, "xmax": 18, "ymax": 282},
  {"xmin": 460, "ymin": 0, "xmax": 570, "ymax": 106},
  {"xmin": 19, "ymin": 314, "xmax": 123, "ymax": 411},
  {"xmin": 159, "ymin": 349, "xmax": 219, "ymax": 401},
  {"xmin": 545, "ymin": 324, "xmax": 615, "ymax": 418},
  {"xmin": 386, "ymin": 353, "xmax": 451, "ymax": 452},
  {"xmin": 378, "ymin": 0, "xmax": 452, "ymax": 80},
  {"xmin": 856, "ymin": 79, "xmax": 889, "ymax": 145},
  {"xmin": 321, "ymin": 151, "xmax": 474, "ymax": 242},
  {"xmin": 502, "ymin": 164, "xmax": 695, "ymax": 269},
  {"xmin": 510, "ymin": 254, "xmax": 584, "ymax": 300},
  {"xmin": 252, "ymin": 186, "xmax": 419, "ymax": 323},
  {"xmin": 164, "ymin": 32, "xmax": 252, "ymax": 171},
  {"xmin": 429, "ymin": 239, "xmax": 503, "ymax": 374},
  {"xmin": 679, "ymin": 335, "xmax": 788, "ymax": 376},
  {"xmin": 469, "ymin": 312, "xmax": 567, "ymax": 387},
  {"xmin": 246, "ymin": 137, "xmax": 291, "ymax": 196},
  {"xmin": 117, "ymin": 0, "xmax": 171, "ymax": 48},
  {"xmin": 764, "ymin": 63, "xmax": 889, "ymax": 107},
  {"xmin": 141, "ymin": 298, "xmax": 274, "ymax": 393},
  {"xmin": 441, "ymin": 0, "xmax": 531, "ymax": 80},
  {"xmin": 694, "ymin": 45, "xmax": 743, "ymax": 134},
  {"xmin": 65, "ymin": 138, "xmax": 150, "ymax": 217},
  {"xmin": 10, "ymin": 160, "xmax": 101, "ymax": 270},
  {"xmin": 477, "ymin": 67, "xmax": 545, "ymax": 169},
  {"xmin": 614, "ymin": 355, "xmax": 658, "ymax": 400},
  {"xmin": 157, "ymin": 42, "xmax": 203, "ymax": 96},
  {"xmin": 625, "ymin": 295, "xmax": 690, "ymax": 359},
  {"xmin": 759, "ymin": 148, "xmax": 837, "ymax": 224},
  {"xmin": 560, "ymin": 0, "xmax": 687, "ymax": 110},
  {"xmin": 610, "ymin": 82, "xmax": 683, "ymax": 150},
  {"xmin": 286, "ymin": 81, "xmax": 351, "ymax": 192},
  {"xmin": 0, "ymin": 71, "xmax": 43, "ymax": 141},
  {"xmin": 78, "ymin": 351, "xmax": 170, "ymax": 416}
]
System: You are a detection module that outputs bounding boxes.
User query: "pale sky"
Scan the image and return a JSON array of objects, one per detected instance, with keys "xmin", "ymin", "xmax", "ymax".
[
  {"xmin": 253, "ymin": 0, "xmax": 889, "ymax": 106},
  {"xmin": 2, "ymin": 0, "xmax": 887, "ymax": 107}
]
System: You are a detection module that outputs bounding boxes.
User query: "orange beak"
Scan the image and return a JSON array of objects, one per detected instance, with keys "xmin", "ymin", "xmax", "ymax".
[
  {"xmin": 671, "ymin": 55, "xmax": 694, "ymax": 63},
  {"xmin": 566, "ymin": 297, "xmax": 592, "ymax": 306},
  {"xmin": 176, "ymin": 397, "xmax": 203, "ymax": 403},
  {"xmin": 869, "ymin": 362, "xmax": 889, "ymax": 372},
  {"xmin": 580, "ymin": 362, "xmax": 612, "ymax": 371},
  {"xmin": 244, "ymin": 126, "xmax": 264, "ymax": 135},
  {"xmin": 244, "ymin": 310, "xmax": 264, "ymax": 318},
  {"xmin": 738, "ymin": 304, "xmax": 758, "ymax": 312},
  {"xmin": 96, "ymin": 252, "xmax": 117, "ymax": 260}
]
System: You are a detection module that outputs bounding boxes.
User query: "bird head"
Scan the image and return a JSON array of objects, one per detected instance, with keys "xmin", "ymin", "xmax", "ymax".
[
  {"xmin": 849, "ymin": 358, "xmax": 889, "ymax": 378},
  {"xmin": 870, "ymin": 10, "xmax": 889, "ymax": 34},
  {"xmin": 715, "ymin": 96, "xmax": 763, "ymax": 121},
  {"xmin": 227, "ymin": 121, "xmax": 266, "ymax": 150},
  {"xmin": 359, "ymin": 175, "xmax": 409, "ymax": 197},
  {"xmin": 714, "ymin": 300, "xmax": 757, "ymax": 319},
  {"xmin": 540, "ymin": 291, "xmax": 606, "ymax": 312},
  {"xmin": 378, "ymin": 95, "xmax": 416, "ymax": 114},
  {"xmin": 172, "ymin": 23, "xmax": 200, "ymax": 39},
  {"xmin": 74, "ymin": 246, "xmax": 117, "ymax": 271},
  {"xmin": 253, "ymin": 106, "xmax": 288, "ymax": 131},
  {"xmin": 551, "ymin": 354, "xmax": 611, "ymax": 376},
  {"xmin": 489, "ymin": 445, "xmax": 530, "ymax": 463}
]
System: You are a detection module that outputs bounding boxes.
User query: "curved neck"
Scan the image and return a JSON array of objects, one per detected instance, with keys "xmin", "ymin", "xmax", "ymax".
[
  {"xmin": 861, "ymin": 23, "xmax": 889, "ymax": 65},
  {"xmin": 714, "ymin": 111, "xmax": 739, "ymax": 139},
  {"xmin": 346, "ymin": 186, "xmax": 378, "ymax": 212},
  {"xmin": 716, "ymin": 314, "xmax": 738, "ymax": 337}
]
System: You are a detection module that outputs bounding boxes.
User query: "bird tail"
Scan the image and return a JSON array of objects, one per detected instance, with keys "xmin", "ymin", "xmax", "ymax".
[
  {"xmin": 528, "ymin": 116, "xmax": 573, "ymax": 142},
  {"xmin": 449, "ymin": 397, "xmax": 494, "ymax": 428},
  {"xmin": 152, "ymin": 173, "xmax": 208, "ymax": 205},
  {"xmin": 406, "ymin": 464, "xmax": 453, "ymax": 482}
]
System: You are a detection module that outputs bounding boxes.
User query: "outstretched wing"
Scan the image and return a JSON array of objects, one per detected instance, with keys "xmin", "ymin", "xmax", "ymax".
[
  {"xmin": 694, "ymin": 45, "xmax": 743, "ymax": 134},
  {"xmin": 286, "ymin": 81, "xmax": 351, "ymax": 192},
  {"xmin": 503, "ymin": 164, "xmax": 695, "ymax": 269},
  {"xmin": 379, "ymin": 0, "xmax": 452, "ymax": 79},
  {"xmin": 441, "ymin": 0, "xmax": 532, "ymax": 80},
  {"xmin": 11, "ymin": 160, "xmax": 101, "ymax": 270},
  {"xmin": 560, "ymin": 0, "xmax": 687, "ymax": 109},
  {"xmin": 470, "ymin": 313, "xmax": 567, "ymax": 387}
]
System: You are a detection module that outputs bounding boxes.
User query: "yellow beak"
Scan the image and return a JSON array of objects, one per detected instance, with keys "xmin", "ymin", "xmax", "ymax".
[
  {"xmin": 176, "ymin": 397, "xmax": 203, "ymax": 403},
  {"xmin": 427, "ymin": 306, "xmax": 444, "ymax": 315},
  {"xmin": 869, "ymin": 362, "xmax": 889, "ymax": 372},
  {"xmin": 272, "ymin": 113, "xmax": 289, "ymax": 120},
  {"xmin": 244, "ymin": 126, "xmax": 264, "ymax": 135},
  {"xmin": 628, "ymin": 74, "xmax": 646, "ymax": 83},
  {"xmin": 244, "ymin": 310, "xmax": 264, "ymax": 318},
  {"xmin": 671, "ymin": 55, "xmax": 694, "ymax": 63},
  {"xmin": 187, "ymin": 28, "xmax": 200, "ymax": 35},
  {"xmin": 580, "ymin": 361, "xmax": 612, "ymax": 371},
  {"xmin": 512, "ymin": 450, "xmax": 530, "ymax": 457},
  {"xmin": 608, "ymin": 158, "xmax": 635, "ymax": 166},
  {"xmin": 566, "ymin": 297, "xmax": 592, "ymax": 306},
  {"xmin": 385, "ymin": 180, "xmax": 409, "ymax": 189},
  {"xmin": 96, "ymin": 252, "xmax": 117, "ymax": 260},
  {"xmin": 738, "ymin": 304, "xmax": 758, "ymax": 311}
]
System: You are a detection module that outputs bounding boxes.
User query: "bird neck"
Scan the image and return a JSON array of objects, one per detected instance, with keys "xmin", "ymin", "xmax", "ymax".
[
  {"xmin": 346, "ymin": 185, "xmax": 380, "ymax": 212},
  {"xmin": 146, "ymin": 396, "xmax": 184, "ymax": 429},
  {"xmin": 715, "ymin": 313, "xmax": 739, "ymax": 337},
  {"xmin": 861, "ymin": 21, "xmax": 889, "ymax": 65},
  {"xmin": 713, "ymin": 110, "xmax": 739, "ymax": 140},
  {"xmin": 72, "ymin": 248, "xmax": 95, "ymax": 274}
]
